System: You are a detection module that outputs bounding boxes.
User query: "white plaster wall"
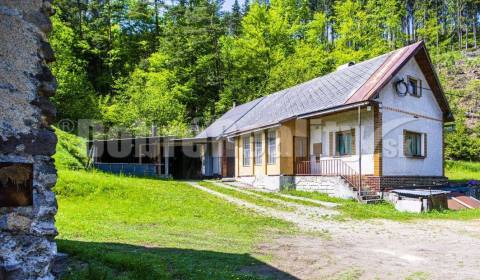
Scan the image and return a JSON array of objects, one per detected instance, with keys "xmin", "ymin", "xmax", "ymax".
[
  {"xmin": 378, "ymin": 57, "xmax": 444, "ymax": 176},
  {"xmin": 309, "ymin": 110, "xmax": 375, "ymax": 174}
]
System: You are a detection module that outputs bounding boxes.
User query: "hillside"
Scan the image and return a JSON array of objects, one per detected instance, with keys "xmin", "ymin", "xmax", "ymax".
[
  {"xmin": 435, "ymin": 50, "xmax": 480, "ymax": 129},
  {"xmin": 53, "ymin": 127, "xmax": 88, "ymax": 170}
]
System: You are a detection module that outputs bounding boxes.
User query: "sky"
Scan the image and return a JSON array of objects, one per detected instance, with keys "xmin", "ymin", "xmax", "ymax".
[{"xmin": 221, "ymin": 0, "xmax": 237, "ymax": 11}]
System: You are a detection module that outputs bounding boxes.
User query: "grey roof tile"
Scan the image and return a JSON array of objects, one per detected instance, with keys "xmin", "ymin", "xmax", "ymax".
[{"xmin": 197, "ymin": 50, "xmax": 393, "ymax": 138}]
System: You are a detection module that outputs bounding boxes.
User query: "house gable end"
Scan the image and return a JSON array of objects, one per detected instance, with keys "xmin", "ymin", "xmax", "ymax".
[
  {"xmin": 346, "ymin": 41, "xmax": 453, "ymax": 122},
  {"xmin": 377, "ymin": 56, "xmax": 444, "ymax": 120}
]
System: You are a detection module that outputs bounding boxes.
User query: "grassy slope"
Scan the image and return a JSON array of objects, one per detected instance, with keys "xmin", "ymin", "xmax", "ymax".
[
  {"xmin": 435, "ymin": 50, "xmax": 480, "ymax": 129},
  {"xmin": 56, "ymin": 171, "xmax": 290, "ymax": 279},
  {"xmin": 53, "ymin": 130, "xmax": 290, "ymax": 279},
  {"xmin": 54, "ymin": 127, "xmax": 88, "ymax": 170},
  {"xmin": 52, "ymin": 128, "xmax": 479, "ymax": 279}
]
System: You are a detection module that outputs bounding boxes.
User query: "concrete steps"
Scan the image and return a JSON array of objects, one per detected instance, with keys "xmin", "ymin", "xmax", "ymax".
[
  {"xmin": 357, "ymin": 190, "xmax": 383, "ymax": 204},
  {"xmin": 337, "ymin": 177, "xmax": 383, "ymax": 203}
]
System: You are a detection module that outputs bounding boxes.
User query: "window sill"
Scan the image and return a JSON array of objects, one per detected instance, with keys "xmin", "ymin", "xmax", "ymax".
[
  {"xmin": 405, "ymin": 155, "xmax": 425, "ymax": 159},
  {"xmin": 333, "ymin": 154, "xmax": 354, "ymax": 158}
]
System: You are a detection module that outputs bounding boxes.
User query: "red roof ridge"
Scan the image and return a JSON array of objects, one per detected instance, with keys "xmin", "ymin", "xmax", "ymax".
[{"xmin": 345, "ymin": 41, "xmax": 424, "ymax": 104}]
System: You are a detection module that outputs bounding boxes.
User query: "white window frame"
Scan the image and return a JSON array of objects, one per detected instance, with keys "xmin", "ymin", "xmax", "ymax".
[
  {"xmin": 242, "ymin": 136, "xmax": 251, "ymax": 166},
  {"xmin": 254, "ymin": 133, "xmax": 263, "ymax": 165},
  {"xmin": 404, "ymin": 130, "xmax": 425, "ymax": 158},
  {"xmin": 267, "ymin": 130, "xmax": 276, "ymax": 165},
  {"xmin": 407, "ymin": 76, "xmax": 422, "ymax": 97}
]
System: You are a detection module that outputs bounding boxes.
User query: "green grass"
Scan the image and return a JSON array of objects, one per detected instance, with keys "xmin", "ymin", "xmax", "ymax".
[
  {"xmin": 52, "ymin": 128, "xmax": 479, "ymax": 278},
  {"xmin": 282, "ymin": 190, "xmax": 480, "ymax": 221},
  {"xmin": 55, "ymin": 170, "xmax": 291, "ymax": 279},
  {"xmin": 54, "ymin": 127, "xmax": 88, "ymax": 170},
  {"xmin": 198, "ymin": 181, "xmax": 295, "ymax": 212},
  {"xmin": 445, "ymin": 160, "xmax": 480, "ymax": 183},
  {"xmin": 248, "ymin": 190, "xmax": 327, "ymax": 208}
]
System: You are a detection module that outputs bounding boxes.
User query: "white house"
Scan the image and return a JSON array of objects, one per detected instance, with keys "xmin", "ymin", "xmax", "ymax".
[{"xmin": 195, "ymin": 41, "xmax": 453, "ymax": 199}]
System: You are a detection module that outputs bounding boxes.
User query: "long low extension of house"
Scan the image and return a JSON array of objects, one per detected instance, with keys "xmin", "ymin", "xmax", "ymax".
[{"xmin": 195, "ymin": 41, "xmax": 454, "ymax": 200}]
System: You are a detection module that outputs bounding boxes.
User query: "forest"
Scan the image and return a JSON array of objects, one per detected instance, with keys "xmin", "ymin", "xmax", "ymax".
[{"xmin": 49, "ymin": 0, "xmax": 480, "ymax": 160}]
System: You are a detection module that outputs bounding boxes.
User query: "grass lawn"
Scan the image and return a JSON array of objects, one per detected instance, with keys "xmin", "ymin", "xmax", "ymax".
[
  {"xmin": 198, "ymin": 181, "xmax": 294, "ymax": 211},
  {"xmin": 55, "ymin": 170, "xmax": 291, "ymax": 279},
  {"xmin": 282, "ymin": 190, "xmax": 480, "ymax": 221},
  {"xmin": 445, "ymin": 160, "xmax": 480, "ymax": 183},
  {"xmin": 52, "ymin": 128, "xmax": 480, "ymax": 279}
]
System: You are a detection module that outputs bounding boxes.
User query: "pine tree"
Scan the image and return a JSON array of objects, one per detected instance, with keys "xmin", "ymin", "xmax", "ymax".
[{"xmin": 230, "ymin": 0, "xmax": 242, "ymax": 35}]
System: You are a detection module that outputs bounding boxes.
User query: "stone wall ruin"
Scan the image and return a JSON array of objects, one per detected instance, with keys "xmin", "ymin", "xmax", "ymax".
[{"xmin": 0, "ymin": 1, "xmax": 58, "ymax": 279}]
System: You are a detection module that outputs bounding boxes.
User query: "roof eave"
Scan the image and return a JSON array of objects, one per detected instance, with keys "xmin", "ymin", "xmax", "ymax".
[{"xmin": 297, "ymin": 101, "xmax": 372, "ymax": 119}]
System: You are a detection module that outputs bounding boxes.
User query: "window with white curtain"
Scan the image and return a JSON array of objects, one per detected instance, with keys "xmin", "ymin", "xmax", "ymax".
[
  {"xmin": 254, "ymin": 133, "xmax": 263, "ymax": 165},
  {"xmin": 243, "ymin": 136, "xmax": 251, "ymax": 166},
  {"xmin": 267, "ymin": 130, "xmax": 276, "ymax": 164}
]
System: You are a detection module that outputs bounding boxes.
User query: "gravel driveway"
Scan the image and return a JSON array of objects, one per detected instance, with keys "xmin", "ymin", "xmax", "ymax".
[{"xmin": 187, "ymin": 181, "xmax": 480, "ymax": 280}]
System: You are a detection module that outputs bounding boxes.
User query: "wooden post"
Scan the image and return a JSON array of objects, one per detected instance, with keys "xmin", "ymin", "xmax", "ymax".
[{"xmin": 164, "ymin": 141, "xmax": 169, "ymax": 177}]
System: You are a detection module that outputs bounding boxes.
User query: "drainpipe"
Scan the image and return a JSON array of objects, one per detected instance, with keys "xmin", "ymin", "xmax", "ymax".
[{"xmin": 358, "ymin": 105, "xmax": 362, "ymax": 199}]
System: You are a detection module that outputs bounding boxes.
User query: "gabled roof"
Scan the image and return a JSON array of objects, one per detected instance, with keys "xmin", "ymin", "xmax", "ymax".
[
  {"xmin": 195, "ymin": 98, "xmax": 264, "ymax": 139},
  {"xmin": 346, "ymin": 41, "xmax": 453, "ymax": 121},
  {"xmin": 197, "ymin": 41, "xmax": 453, "ymax": 139}
]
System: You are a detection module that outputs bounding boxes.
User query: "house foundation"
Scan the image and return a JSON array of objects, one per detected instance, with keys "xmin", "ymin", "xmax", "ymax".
[
  {"xmin": 365, "ymin": 176, "xmax": 449, "ymax": 192},
  {"xmin": 236, "ymin": 175, "xmax": 356, "ymax": 199}
]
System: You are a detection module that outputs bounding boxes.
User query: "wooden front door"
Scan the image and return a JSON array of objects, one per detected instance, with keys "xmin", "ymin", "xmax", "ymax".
[{"xmin": 222, "ymin": 140, "xmax": 235, "ymax": 178}]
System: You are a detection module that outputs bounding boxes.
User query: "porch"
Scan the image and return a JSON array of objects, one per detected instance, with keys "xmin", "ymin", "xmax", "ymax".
[
  {"xmin": 295, "ymin": 158, "xmax": 362, "ymax": 192},
  {"xmin": 289, "ymin": 105, "xmax": 379, "ymax": 193}
]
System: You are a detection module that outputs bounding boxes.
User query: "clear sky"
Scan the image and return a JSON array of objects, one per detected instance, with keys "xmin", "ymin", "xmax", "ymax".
[{"xmin": 221, "ymin": 0, "xmax": 237, "ymax": 11}]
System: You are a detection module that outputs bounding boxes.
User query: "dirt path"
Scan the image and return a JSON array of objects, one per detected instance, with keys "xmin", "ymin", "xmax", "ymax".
[
  {"xmin": 187, "ymin": 182, "xmax": 338, "ymax": 230},
  {"xmin": 187, "ymin": 182, "xmax": 480, "ymax": 280}
]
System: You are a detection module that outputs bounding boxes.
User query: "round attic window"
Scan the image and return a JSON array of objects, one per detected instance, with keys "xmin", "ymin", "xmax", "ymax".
[{"xmin": 394, "ymin": 79, "xmax": 408, "ymax": 96}]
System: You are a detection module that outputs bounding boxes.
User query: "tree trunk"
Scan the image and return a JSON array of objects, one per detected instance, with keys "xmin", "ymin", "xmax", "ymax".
[
  {"xmin": 465, "ymin": 23, "xmax": 468, "ymax": 50},
  {"xmin": 436, "ymin": 0, "xmax": 439, "ymax": 51},
  {"xmin": 154, "ymin": 0, "xmax": 160, "ymax": 38},
  {"xmin": 457, "ymin": 1, "xmax": 462, "ymax": 49},
  {"xmin": 106, "ymin": 0, "xmax": 113, "ymax": 92},
  {"xmin": 474, "ymin": 8, "xmax": 478, "ymax": 49},
  {"xmin": 77, "ymin": 0, "xmax": 83, "ymax": 38}
]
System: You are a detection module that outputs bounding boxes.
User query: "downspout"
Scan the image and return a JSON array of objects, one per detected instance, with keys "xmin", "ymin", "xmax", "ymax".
[{"xmin": 358, "ymin": 105, "xmax": 362, "ymax": 199}]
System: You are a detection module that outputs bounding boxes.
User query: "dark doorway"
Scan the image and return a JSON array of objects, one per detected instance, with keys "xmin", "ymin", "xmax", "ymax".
[{"xmin": 171, "ymin": 145, "xmax": 202, "ymax": 179}]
